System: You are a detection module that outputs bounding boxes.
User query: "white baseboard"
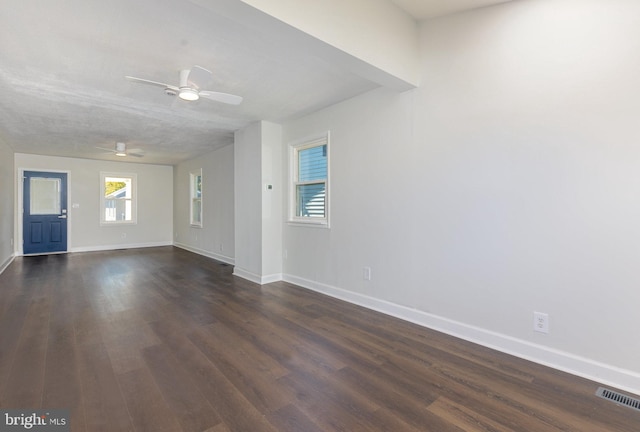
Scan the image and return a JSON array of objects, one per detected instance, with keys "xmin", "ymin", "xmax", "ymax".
[
  {"xmin": 231, "ymin": 267, "xmax": 283, "ymax": 285},
  {"xmin": 0, "ymin": 253, "xmax": 15, "ymax": 275},
  {"xmin": 173, "ymin": 242, "xmax": 235, "ymax": 265},
  {"xmin": 70, "ymin": 241, "xmax": 173, "ymax": 253},
  {"xmin": 232, "ymin": 267, "xmax": 261, "ymax": 284},
  {"xmin": 261, "ymin": 273, "xmax": 284, "ymax": 285},
  {"xmin": 283, "ymin": 273, "xmax": 640, "ymax": 397}
]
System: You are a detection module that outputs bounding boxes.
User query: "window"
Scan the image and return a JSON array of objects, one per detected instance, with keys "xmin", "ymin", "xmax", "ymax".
[
  {"xmin": 289, "ymin": 133, "xmax": 329, "ymax": 226},
  {"xmin": 190, "ymin": 169, "xmax": 202, "ymax": 227},
  {"xmin": 101, "ymin": 172, "xmax": 137, "ymax": 224},
  {"xmin": 30, "ymin": 177, "xmax": 61, "ymax": 215}
]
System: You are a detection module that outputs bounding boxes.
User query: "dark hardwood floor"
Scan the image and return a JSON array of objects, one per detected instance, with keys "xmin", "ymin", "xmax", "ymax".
[{"xmin": 0, "ymin": 247, "xmax": 638, "ymax": 431}]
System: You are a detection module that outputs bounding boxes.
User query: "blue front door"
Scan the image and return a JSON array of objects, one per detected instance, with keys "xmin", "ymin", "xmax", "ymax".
[{"xmin": 23, "ymin": 171, "xmax": 68, "ymax": 255}]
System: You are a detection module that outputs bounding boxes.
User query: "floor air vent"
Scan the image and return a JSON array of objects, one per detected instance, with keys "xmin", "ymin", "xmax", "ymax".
[{"xmin": 595, "ymin": 387, "xmax": 640, "ymax": 412}]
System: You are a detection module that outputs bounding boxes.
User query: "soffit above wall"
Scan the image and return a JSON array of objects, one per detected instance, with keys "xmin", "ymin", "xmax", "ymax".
[{"xmin": 391, "ymin": 0, "xmax": 514, "ymax": 20}]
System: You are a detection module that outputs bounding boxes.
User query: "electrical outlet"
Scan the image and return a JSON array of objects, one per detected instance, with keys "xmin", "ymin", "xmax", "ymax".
[
  {"xmin": 533, "ymin": 311, "xmax": 549, "ymax": 334},
  {"xmin": 363, "ymin": 267, "xmax": 372, "ymax": 281},
  {"xmin": 283, "ymin": 250, "xmax": 288, "ymax": 259},
  {"xmin": 219, "ymin": 243, "xmax": 224, "ymax": 252}
]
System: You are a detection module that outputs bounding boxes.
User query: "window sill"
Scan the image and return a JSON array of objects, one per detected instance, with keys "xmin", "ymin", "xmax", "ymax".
[{"xmin": 287, "ymin": 219, "xmax": 329, "ymax": 229}]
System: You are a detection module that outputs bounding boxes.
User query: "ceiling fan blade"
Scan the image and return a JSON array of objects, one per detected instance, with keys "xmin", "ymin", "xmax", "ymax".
[
  {"xmin": 199, "ymin": 90, "xmax": 243, "ymax": 105},
  {"xmin": 95, "ymin": 146, "xmax": 115, "ymax": 152},
  {"xmin": 125, "ymin": 76, "xmax": 179, "ymax": 91},
  {"xmin": 127, "ymin": 148, "xmax": 145, "ymax": 157},
  {"xmin": 187, "ymin": 65, "xmax": 213, "ymax": 89}
]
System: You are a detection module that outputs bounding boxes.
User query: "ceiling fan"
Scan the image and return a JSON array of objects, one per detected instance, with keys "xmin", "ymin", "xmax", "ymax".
[
  {"xmin": 96, "ymin": 142, "xmax": 144, "ymax": 158},
  {"xmin": 125, "ymin": 65, "xmax": 243, "ymax": 105}
]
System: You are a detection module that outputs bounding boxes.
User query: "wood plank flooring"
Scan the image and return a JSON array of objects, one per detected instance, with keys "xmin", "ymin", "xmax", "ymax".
[{"xmin": 0, "ymin": 246, "xmax": 638, "ymax": 431}]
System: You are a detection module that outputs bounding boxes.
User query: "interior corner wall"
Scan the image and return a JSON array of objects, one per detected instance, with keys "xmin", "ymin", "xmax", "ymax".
[
  {"xmin": 282, "ymin": 0, "xmax": 640, "ymax": 395},
  {"xmin": 173, "ymin": 144, "xmax": 235, "ymax": 263},
  {"xmin": 0, "ymin": 136, "xmax": 14, "ymax": 272},
  {"xmin": 14, "ymin": 153, "xmax": 173, "ymax": 253}
]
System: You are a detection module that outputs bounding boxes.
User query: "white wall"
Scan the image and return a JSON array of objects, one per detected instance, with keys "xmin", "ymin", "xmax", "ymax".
[
  {"xmin": 15, "ymin": 154, "xmax": 173, "ymax": 252},
  {"xmin": 234, "ymin": 122, "xmax": 263, "ymax": 280},
  {"xmin": 234, "ymin": 121, "xmax": 284, "ymax": 283},
  {"xmin": 282, "ymin": 0, "xmax": 640, "ymax": 395},
  {"xmin": 174, "ymin": 144, "xmax": 235, "ymax": 263},
  {"xmin": 0, "ymin": 137, "xmax": 14, "ymax": 272},
  {"xmin": 261, "ymin": 121, "xmax": 283, "ymax": 281}
]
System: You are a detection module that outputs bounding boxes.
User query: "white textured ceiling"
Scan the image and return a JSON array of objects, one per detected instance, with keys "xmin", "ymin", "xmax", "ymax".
[
  {"xmin": 0, "ymin": 0, "xmax": 380, "ymax": 165},
  {"xmin": 0, "ymin": 0, "xmax": 512, "ymax": 165}
]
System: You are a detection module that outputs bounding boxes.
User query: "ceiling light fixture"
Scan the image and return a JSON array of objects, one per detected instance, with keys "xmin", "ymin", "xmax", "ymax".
[
  {"xmin": 115, "ymin": 142, "xmax": 127, "ymax": 156},
  {"xmin": 178, "ymin": 87, "xmax": 199, "ymax": 101}
]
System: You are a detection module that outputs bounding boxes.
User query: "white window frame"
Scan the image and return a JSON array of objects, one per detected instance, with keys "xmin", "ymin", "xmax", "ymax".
[
  {"xmin": 288, "ymin": 132, "xmax": 330, "ymax": 227},
  {"xmin": 190, "ymin": 169, "xmax": 203, "ymax": 227},
  {"xmin": 100, "ymin": 172, "xmax": 137, "ymax": 225}
]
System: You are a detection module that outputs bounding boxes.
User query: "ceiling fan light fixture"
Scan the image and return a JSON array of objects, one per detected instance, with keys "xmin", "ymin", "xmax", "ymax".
[
  {"xmin": 126, "ymin": 66, "xmax": 242, "ymax": 105},
  {"xmin": 115, "ymin": 142, "xmax": 127, "ymax": 156},
  {"xmin": 178, "ymin": 87, "xmax": 199, "ymax": 101}
]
